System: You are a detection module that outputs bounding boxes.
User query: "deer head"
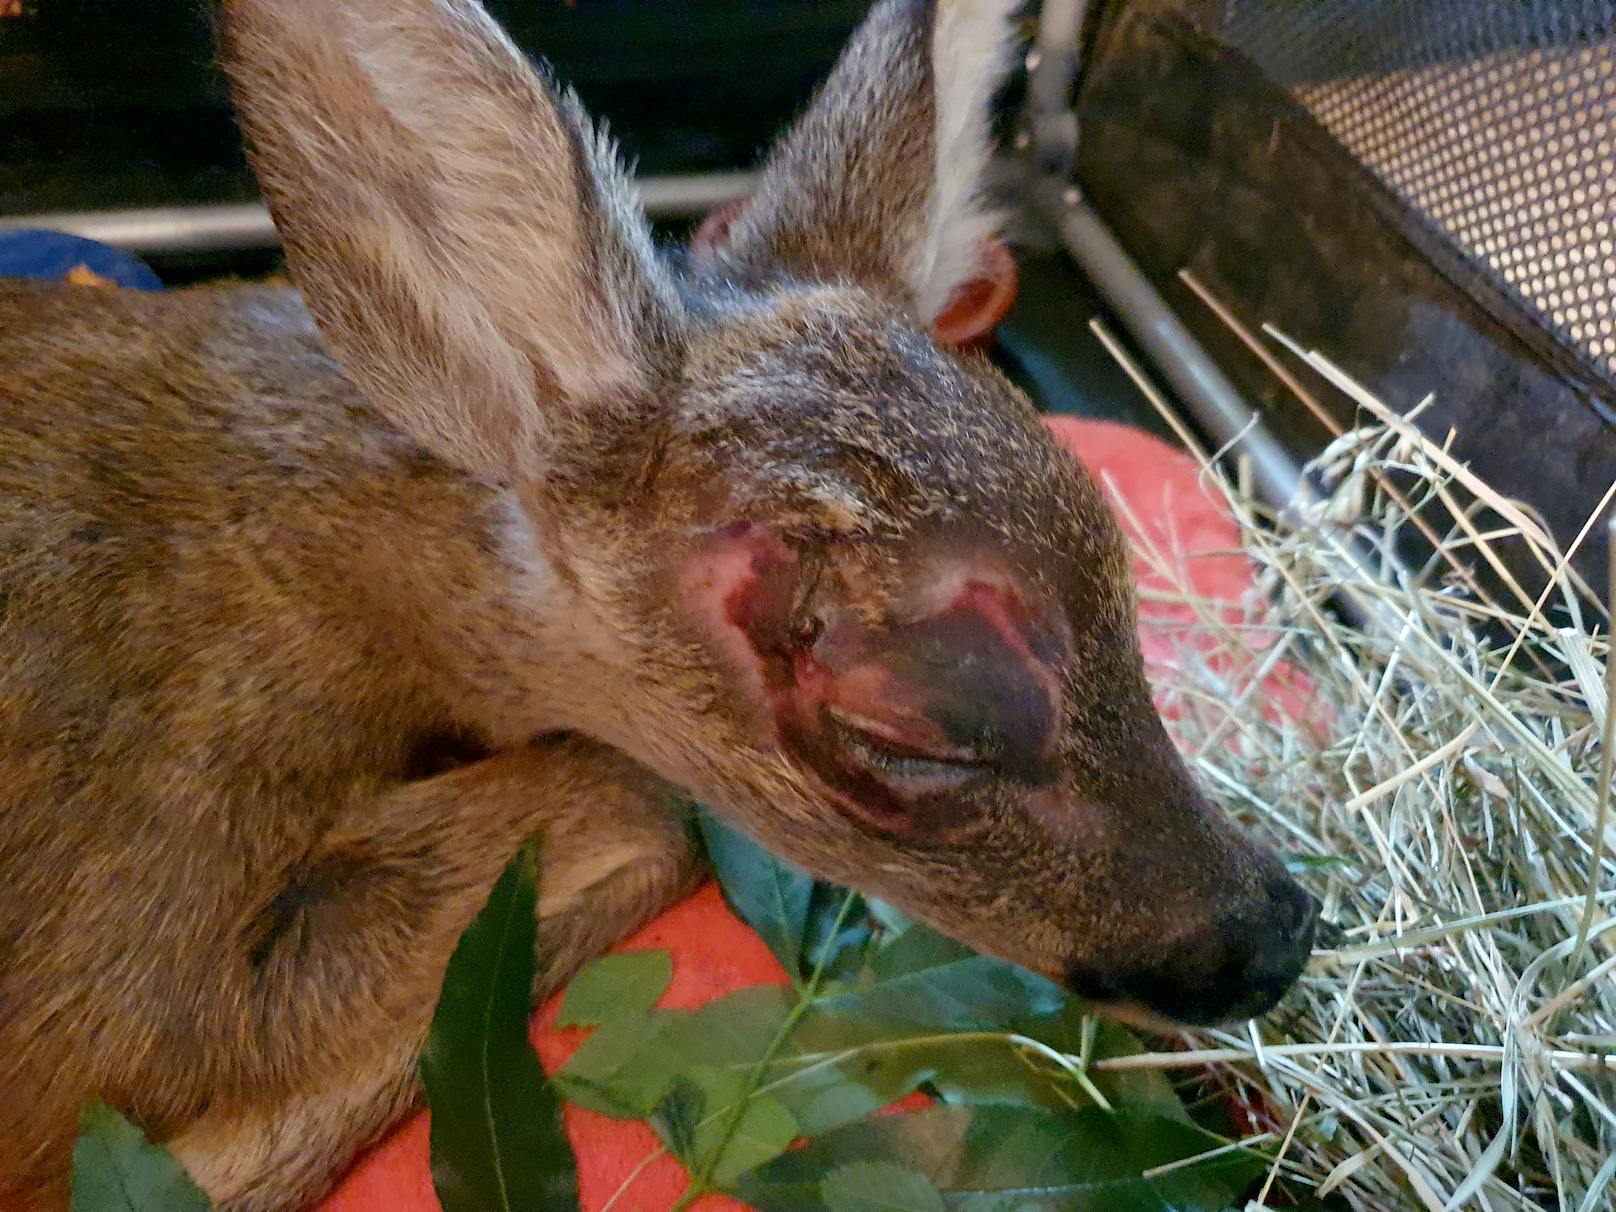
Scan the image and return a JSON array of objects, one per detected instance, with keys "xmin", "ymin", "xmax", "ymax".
[{"xmin": 223, "ymin": 0, "xmax": 1316, "ymax": 1026}]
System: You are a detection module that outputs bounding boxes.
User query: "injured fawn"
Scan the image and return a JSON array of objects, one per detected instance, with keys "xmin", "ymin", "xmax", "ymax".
[{"xmin": 0, "ymin": 0, "xmax": 1317, "ymax": 1207}]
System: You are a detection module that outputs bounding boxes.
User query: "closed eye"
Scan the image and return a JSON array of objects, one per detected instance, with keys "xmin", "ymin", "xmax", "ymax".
[{"xmin": 824, "ymin": 712, "xmax": 991, "ymax": 798}]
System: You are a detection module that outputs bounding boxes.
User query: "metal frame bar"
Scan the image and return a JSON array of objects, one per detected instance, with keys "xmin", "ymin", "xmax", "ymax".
[
  {"xmin": 1051, "ymin": 193, "xmax": 1307, "ymax": 512},
  {"xmin": 1022, "ymin": 0, "xmax": 1403, "ymax": 632},
  {"xmin": 1024, "ymin": 0, "xmax": 1307, "ymax": 514},
  {"xmin": 0, "ymin": 170, "xmax": 759, "ymax": 257}
]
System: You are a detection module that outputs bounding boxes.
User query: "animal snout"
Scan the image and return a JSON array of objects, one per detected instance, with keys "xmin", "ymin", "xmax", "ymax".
[
  {"xmin": 1212, "ymin": 876, "xmax": 1320, "ymax": 1021},
  {"xmin": 1066, "ymin": 874, "xmax": 1320, "ymax": 1026}
]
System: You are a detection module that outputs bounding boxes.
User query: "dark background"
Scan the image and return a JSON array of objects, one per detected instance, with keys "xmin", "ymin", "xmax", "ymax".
[
  {"xmin": 0, "ymin": 0, "xmax": 1166, "ymax": 431},
  {"xmin": 7, "ymin": 0, "xmax": 1609, "ymax": 598}
]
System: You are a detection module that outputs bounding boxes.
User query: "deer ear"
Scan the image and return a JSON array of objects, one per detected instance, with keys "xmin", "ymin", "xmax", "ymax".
[
  {"xmin": 222, "ymin": 0, "xmax": 681, "ymax": 481},
  {"xmin": 703, "ymin": 0, "xmax": 1022, "ymax": 326}
]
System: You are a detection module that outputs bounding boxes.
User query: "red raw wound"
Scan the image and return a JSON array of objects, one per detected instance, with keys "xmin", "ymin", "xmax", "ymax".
[
  {"xmin": 776, "ymin": 579, "xmax": 1068, "ymax": 830},
  {"xmin": 696, "ymin": 519, "xmax": 1070, "ymax": 834}
]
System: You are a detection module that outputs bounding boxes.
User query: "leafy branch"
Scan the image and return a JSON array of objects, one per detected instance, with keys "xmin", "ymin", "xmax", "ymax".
[
  {"xmin": 668, "ymin": 889, "xmax": 861, "ymax": 1211},
  {"xmin": 64, "ymin": 820, "xmax": 1280, "ymax": 1212},
  {"xmin": 559, "ymin": 811, "xmax": 1271, "ymax": 1211}
]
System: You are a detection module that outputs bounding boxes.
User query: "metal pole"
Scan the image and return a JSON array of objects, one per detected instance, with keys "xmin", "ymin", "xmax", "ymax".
[
  {"xmin": 0, "ymin": 203, "xmax": 279, "ymax": 255},
  {"xmin": 1021, "ymin": 0, "xmax": 1401, "ymax": 631},
  {"xmin": 1051, "ymin": 192, "xmax": 1307, "ymax": 512},
  {"xmin": 1024, "ymin": 0, "xmax": 1306, "ymax": 510},
  {"xmin": 1050, "ymin": 187, "xmax": 1404, "ymax": 633},
  {"xmin": 1024, "ymin": 0, "xmax": 1087, "ymax": 183},
  {"xmin": 0, "ymin": 171, "xmax": 759, "ymax": 257}
]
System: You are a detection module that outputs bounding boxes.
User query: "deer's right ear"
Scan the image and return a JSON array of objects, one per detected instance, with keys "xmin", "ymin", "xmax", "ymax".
[
  {"xmin": 702, "ymin": 0, "xmax": 1023, "ymax": 327},
  {"xmin": 222, "ymin": 0, "xmax": 681, "ymax": 482}
]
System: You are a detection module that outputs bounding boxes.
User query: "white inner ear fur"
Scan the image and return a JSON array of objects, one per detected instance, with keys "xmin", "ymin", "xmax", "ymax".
[
  {"xmin": 911, "ymin": 0, "xmax": 1023, "ymax": 324},
  {"xmin": 345, "ymin": 8, "xmax": 645, "ymax": 411}
]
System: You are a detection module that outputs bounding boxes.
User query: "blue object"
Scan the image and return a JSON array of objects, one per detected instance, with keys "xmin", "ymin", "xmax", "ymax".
[{"xmin": 0, "ymin": 229, "xmax": 164, "ymax": 291}]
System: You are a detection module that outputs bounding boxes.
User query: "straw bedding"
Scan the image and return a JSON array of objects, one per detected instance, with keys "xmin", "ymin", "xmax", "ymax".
[{"xmin": 1089, "ymin": 317, "xmax": 1616, "ymax": 1211}]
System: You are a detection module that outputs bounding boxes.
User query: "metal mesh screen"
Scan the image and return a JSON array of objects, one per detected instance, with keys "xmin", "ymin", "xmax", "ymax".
[{"xmin": 1218, "ymin": 1, "xmax": 1616, "ymax": 380}]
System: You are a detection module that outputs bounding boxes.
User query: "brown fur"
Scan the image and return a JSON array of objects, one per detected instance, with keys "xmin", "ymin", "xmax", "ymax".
[{"xmin": 0, "ymin": 2, "xmax": 1313, "ymax": 1207}]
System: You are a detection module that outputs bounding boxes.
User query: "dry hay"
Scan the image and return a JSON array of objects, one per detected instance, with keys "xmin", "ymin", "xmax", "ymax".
[{"xmin": 1089, "ymin": 311, "xmax": 1616, "ymax": 1211}]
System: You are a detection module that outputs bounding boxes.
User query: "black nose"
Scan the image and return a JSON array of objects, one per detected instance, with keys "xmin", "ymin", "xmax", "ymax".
[
  {"xmin": 1065, "ymin": 877, "xmax": 1320, "ymax": 1025},
  {"xmin": 1214, "ymin": 878, "xmax": 1320, "ymax": 1021}
]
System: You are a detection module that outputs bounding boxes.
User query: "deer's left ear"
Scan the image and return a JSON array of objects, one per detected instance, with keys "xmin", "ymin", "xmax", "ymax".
[
  {"xmin": 220, "ymin": 0, "xmax": 682, "ymax": 483},
  {"xmin": 700, "ymin": 0, "xmax": 1023, "ymax": 326}
]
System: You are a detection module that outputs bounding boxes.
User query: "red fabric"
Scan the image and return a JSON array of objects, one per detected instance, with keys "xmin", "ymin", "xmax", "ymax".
[
  {"xmin": 322, "ymin": 883, "xmax": 779, "ymax": 1212},
  {"xmin": 1045, "ymin": 417, "xmax": 1249, "ymax": 667},
  {"xmin": 0, "ymin": 417, "xmax": 1260, "ymax": 1212}
]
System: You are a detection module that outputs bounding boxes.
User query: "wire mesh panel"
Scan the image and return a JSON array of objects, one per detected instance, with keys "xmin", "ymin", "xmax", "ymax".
[
  {"xmin": 1072, "ymin": 0, "xmax": 1616, "ymax": 601},
  {"xmin": 1221, "ymin": 0, "xmax": 1616, "ymax": 379}
]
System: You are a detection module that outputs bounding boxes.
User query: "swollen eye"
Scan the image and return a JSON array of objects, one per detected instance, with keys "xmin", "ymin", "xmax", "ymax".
[
  {"xmin": 777, "ymin": 582, "xmax": 1066, "ymax": 832},
  {"xmin": 823, "ymin": 705, "xmax": 989, "ymax": 798}
]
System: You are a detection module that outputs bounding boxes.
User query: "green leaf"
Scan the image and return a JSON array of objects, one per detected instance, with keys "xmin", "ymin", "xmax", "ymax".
[
  {"xmin": 421, "ymin": 844, "xmax": 580, "ymax": 1212},
  {"xmin": 828, "ymin": 924, "xmax": 1065, "ymax": 1031},
  {"xmin": 698, "ymin": 810, "xmax": 814, "ymax": 980},
  {"xmin": 568, "ymin": 996, "xmax": 799, "ymax": 1186},
  {"xmin": 662, "ymin": 985, "xmax": 795, "ymax": 1064},
  {"xmin": 869, "ymin": 925, "xmax": 976, "ymax": 979},
  {"xmin": 652, "ymin": 1077, "xmax": 707, "ymax": 1165},
  {"xmin": 763, "ymin": 1010, "xmax": 959, "ymax": 1133},
  {"xmin": 556, "ymin": 986, "xmax": 793, "ymax": 1120},
  {"xmin": 737, "ymin": 1105, "xmax": 972, "ymax": 1211},
  {"xmin": 781, "ymin": 1078, "xmax": 895, "ymax": 1137},
  {"xmin": 556, "ymin": 949, "xmax": 673, "ymax": 1027},
  {"xmin": 761, "ymin": 1006, "xmax": 1105, "ymax": 1133},
  {"xmin": 70, "ymin": 1104, "xmax": 213, "ymax": 1212},
  {"xmin": 683, "ymin": 1066, "xmax": 800, "ymax": 1187},
  {"xmin": 715, "ymin": 1096, "xmax": 801, "ymax": 1187},
  {"xmin": 739, "ymin": 1104, "xmax": 1263, "ymax": 1212},
  {"xmin": 821, "ymin": 1161, "xmax": 945, "ymax": 1212},
  {"xmin": 552, "ymin": 1011, "xmax": 675, "ymax": 1117},
  {"xmin": 1014, "ymin": 1005, "xmax": 1188, "ymax": 1121}
]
